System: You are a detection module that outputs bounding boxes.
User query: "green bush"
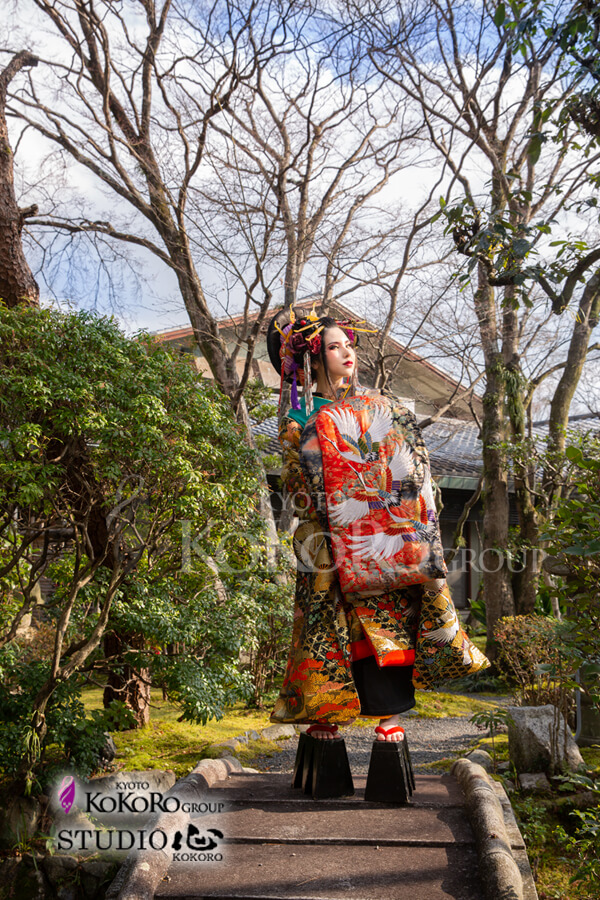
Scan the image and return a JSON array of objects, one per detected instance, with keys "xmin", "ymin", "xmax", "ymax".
[
  {"xmin": 0, "ymin": 304, "xmax": 272, "ymax": 786},
  {"xmin": 235, "ymin": 561, "xmax": 294, "ymax": 707},
  {"xmin": 494, "ymin": 614, "xmax": 566, "ymax": 705},
  {"xmin": 541, "ymin": 438, "xmax": 600, "ymax": 718},
  {"xmin": 0, "ymin": 640, "xmax": 134, "ymax": 779}
]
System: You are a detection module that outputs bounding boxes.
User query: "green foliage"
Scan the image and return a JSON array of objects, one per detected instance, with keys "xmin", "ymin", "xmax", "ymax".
[
  {"xmin": 0, "ymin": 303, "xmax": 259, "ymax": 512},
  {"xmin": 514, "ymin": 796, "xmax": 569, "ymax": 880},
  {"xmin": 437, "ymin": 1, "xmax": 600, "ymax": 304},
  {"xmin": 246, "ymin": 379, "xmax": 280, "ymax": 469},
  {"xmin": 245, "ymin": 378, "xmax": 277, "ymax": 424},
  {"xmin": 552, "ymin": 3, "xmax": 600, "ymax": 150},
  {"xmin": 103, "ymin": 562, "xmax": 262, "ymax": 724},
  {"xmin": 470, "ymin": 706, "xmax": 512, "ymax": 770},
  {"xmin": 512, "ymin": 771, "xmax": 600, "ymax": 897},
  {"xmin": 541, "ymin": 438, "xmax": 600, "ymax": 667},
  {"xmin": 494, "ymin": 615, "xmax": 567, "ymax": 706},
  {"xmin": 469, "ymin": 705, "xmax": 512, "ymax": 734},
  {"xmin": 503, "ymin": 437, "xmax": 600, "ymax": 895},
  {"xmin": 0, "ymin": 304, "xmax": 272, "ymax": 782},
  {"xmin": 468, "ymin": 594, "xmax": 487, "ymax": 627},
  {"xmin": 551, "ymin": 443, "xmax": 600, "ymax": 558},
  {"xmin": 0, "ymin": 641, "xmax": 132, "ymax": 780},
  {"xmin": 438, "ymin": 196, "xmax": 544, "ymax": 300},
  {"xmin": 568, "ymin": 805, "xmax": 600, "ymax": 892},
  {"xmin": 262, "ymin": 452, "xmax": 283, "ymax": 471},
  {"xmin": 233, "ymin": 556, "xmax": 294, "ymax": 707}
]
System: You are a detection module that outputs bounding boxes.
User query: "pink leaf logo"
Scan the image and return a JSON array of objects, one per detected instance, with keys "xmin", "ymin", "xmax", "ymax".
[{"xmin": 59, "ymin": 776, "xmax": 75, "ymax": 814}]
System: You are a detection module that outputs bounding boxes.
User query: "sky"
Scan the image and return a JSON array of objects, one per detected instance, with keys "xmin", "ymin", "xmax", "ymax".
[{"xmin": 3, "ymin": 0, "xmax": 474, "ymax": 335}]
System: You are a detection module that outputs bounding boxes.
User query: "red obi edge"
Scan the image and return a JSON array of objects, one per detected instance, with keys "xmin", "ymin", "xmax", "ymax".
[{"xmin": 350, "ymin": 637, "xmax": 415, "ymax": 667}]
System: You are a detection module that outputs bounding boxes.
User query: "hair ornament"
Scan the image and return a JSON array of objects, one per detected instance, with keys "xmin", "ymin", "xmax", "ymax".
[{"xmin": 303, "ymin": 351, "xmax": 314, "ymax": 416}]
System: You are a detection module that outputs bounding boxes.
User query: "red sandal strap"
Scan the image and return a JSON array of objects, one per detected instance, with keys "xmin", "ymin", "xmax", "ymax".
[
  {"xmin": 374, "ymin": 725, "xmax": 405, "ymax": 737},
  {"xmin": 306, "ymin": 723, "xmax": 339, "ymax": 736}
]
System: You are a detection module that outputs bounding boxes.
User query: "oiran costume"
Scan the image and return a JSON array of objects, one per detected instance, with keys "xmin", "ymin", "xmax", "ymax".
[{"xmin": 270, "ymin": 391, "xmax": 489, "ymax": 725}]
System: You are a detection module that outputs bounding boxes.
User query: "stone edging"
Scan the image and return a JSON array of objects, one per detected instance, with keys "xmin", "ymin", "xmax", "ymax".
[
  {"xmin": 105, "ymin": 756, "xmax": 242, "ymax": 900},
  {"xmin": 451, "ymin": 758, "xmax": 538, "ymax": 900},
  {"xmin": 105, "ymin": 722, "xmax": 295, "ymax": 899},
  {"xmin": 206, "ymin": 722, "xmax": 297, "ymax": 758}
]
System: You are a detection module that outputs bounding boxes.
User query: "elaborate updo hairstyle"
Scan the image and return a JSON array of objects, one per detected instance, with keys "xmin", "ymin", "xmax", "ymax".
[{"xmin": 267, "ymin": 307, "xmax": 359, "ymax": 410}]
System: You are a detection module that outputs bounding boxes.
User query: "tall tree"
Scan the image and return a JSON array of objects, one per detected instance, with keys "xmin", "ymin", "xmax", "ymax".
[
  {"xmin": 10, "ymin": 0, "xmax": 289, "ymax": 422},
  {"xmin": 358, "ymin": 0, "xmax": 600, "ymax": 655},
  {"xmin": 1, "ymin": 8, "xmax": 268, "ymax": 727},
  {"xmin": 0, "ymin": 50, "xmax": 39, "ymax": 307},
  {"xmin": 0, "ymin": 306, "xmax": 262, "ymax": 778},
  {"xmin": 10, "ymin": 0, "xmax": 444, "ymax": 423}
]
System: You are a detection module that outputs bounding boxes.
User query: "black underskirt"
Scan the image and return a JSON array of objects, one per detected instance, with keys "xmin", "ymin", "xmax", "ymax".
[{"xmin": 351, "ymin": 655, "xmax": 416, "ymax": 717}]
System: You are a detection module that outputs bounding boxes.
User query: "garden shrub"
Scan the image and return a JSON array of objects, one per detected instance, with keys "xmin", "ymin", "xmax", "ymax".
[
  {"xmin": 0, "ymin": 641, "xmax": 134, "ymax": 778},
  {"xmin": 543, "ymin": 441, "xmax": 600, "ymax": 662},
  {"xmin": 505, "ymin": 444, "xmax": 600, "ymax": 896},
  {"xmin": 235, "ymin": 561, "xmax": 294, "ymax": 707},
  {"xmin": 0, "ymin": 304, "xmax": 275, "ymax": 787},
  {"xmin": 494, "ymin": 614, "xmax": 568, "ymax": 708}
]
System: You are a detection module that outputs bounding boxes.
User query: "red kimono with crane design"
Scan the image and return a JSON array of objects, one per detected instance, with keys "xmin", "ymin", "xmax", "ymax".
[{"xmin": 270, "ymin": 391, "xmax": 489, "ymax": 726}]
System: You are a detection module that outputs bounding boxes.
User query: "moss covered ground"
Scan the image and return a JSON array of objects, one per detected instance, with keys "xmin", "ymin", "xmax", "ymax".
[
  {"xmin": 82, "ymin": 684, "xmax": 501, "ymax": 777},
  {"xmin": 83, "ymin": 687, "xmax": 280, "ymax": 777}
]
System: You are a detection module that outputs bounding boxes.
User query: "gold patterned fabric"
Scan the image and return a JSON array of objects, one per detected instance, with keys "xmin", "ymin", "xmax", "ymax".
[{"xmin": 413, "ymin": 581, "xmax": 489, "ymax": 687}]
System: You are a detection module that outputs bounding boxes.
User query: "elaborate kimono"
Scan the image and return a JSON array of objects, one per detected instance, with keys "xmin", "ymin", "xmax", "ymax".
[{"xmin": 270, "ymin": 390, "xmax": 488, "ymax": 725}]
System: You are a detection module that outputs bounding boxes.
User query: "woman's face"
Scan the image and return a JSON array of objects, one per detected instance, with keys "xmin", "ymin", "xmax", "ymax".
[{"xmin": 320, "ymin": 326, "xmax": 356, "ymax": 383}]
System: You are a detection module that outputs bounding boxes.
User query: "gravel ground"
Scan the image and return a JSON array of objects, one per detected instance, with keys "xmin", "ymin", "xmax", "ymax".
[{"xmin": 247, "ymin": 713, "xmax": 485, "ymax": 775}]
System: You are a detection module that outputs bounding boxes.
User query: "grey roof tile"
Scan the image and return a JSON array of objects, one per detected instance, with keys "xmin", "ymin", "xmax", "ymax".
[{"xmin": 253, "ymin": 414, "xmax": 600, "ymax": 479}]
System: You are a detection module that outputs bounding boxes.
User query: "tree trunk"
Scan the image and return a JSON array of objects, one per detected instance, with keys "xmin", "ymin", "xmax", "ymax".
[
  {"xmin": 0, "ymin": 52, "xmax": 39, "ymax": 308},
  {"xmin": 510, "ymin": 396, "xmax": 541, "ymax": 615},
  {"xmin": 548, "ymin": 270, "xmax": 600, "ymax": 452},
  {"xmin": 474, "ymin": 266, "xmax": 514, "ymax": 661},
  {"xmin": 511, "ymin": 497, "xmax": 540, "ymax": 614},
  {"xmin": 103, "ymin": 631, "xmax": 151, "ymax": 728},
  {"xmin": 481, "ymin": 426, "xmax": 515, "ymax": 659},
  {"xmin": 504, "ymin": 342, "xmax": 541, "ymax": 615},
  {"xmin": 512, "ymin": 273, "xmax": 600, "ymax": 611}
]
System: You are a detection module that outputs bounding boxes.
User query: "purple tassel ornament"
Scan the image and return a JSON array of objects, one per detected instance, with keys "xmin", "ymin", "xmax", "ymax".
[{"xmin": 290, "ymin": 365, "xmax": 300, "ymax": 409}]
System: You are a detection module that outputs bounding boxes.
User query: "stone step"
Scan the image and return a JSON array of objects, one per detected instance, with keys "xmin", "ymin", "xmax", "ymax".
[
  {"xmin": 155, "ymin": 842, "xmax": 483, "ymax": 900},
  {"xmin": 219, "ymin": 773, "xmax": 466, "ymax": 807},
  {"xmin": 217, "ymin": 803, "xmax": 474, "ymax": 846},
  {"xmin": 153, "ymin": 772, "xmax": 484, "ymax": 900}
]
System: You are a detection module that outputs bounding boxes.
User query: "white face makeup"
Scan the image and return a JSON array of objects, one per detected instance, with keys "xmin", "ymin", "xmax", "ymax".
[{"xmin": 315, "ymin": 325, "xmax": 356, "ymax": 392}]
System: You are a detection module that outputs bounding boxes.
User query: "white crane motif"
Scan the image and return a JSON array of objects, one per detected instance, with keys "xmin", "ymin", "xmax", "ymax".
[
  {"xmin": 346, "ymin": 504, "xmax": 435, "ymax": 562},
  {"xmin": 328, "ymin": 443, "xmax": 415, "ymax": 527},
  {"xmin": 323, "ymin": 406, "xmax": 393, "ymax": 464},
  {"xmin": 420, "ymin": 607, "xmax": 460, "ymax": 644}
]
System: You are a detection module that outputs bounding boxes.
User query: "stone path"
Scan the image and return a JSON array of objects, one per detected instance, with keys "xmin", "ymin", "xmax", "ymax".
[
  {"xmin": 107, "ymin": 703, "xmax": 537, "ymax": 900},
  {"xmin": 247, "ymin": 717, "xmax": 485, "ymax": 775}
]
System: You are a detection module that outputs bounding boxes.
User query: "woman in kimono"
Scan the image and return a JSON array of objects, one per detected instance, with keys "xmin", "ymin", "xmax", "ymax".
[{"xmin": 268, "ymin": 308, "xmax": 488, "ymax": 742}]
